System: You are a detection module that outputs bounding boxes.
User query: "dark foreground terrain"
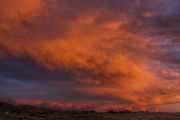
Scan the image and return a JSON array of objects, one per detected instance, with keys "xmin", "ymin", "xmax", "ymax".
[{"xmin": 0, "ymin": 102, "xmax": 179, "ymax": 120}]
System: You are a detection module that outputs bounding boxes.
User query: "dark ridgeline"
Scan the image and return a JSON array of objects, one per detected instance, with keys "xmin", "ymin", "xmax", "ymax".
[{"xmin": 0, "ymin": 101, "xmax": 179, "ymax": 120}]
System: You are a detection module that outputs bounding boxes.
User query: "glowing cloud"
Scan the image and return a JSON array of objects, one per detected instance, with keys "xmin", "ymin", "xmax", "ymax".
[{"xmin": 0, "ymin": 0, "xmax": 179, "ymax": 112}]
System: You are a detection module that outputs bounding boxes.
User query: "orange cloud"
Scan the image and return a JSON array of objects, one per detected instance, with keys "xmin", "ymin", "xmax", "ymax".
[{"xmin": 0, "ymin": 0, "xmax": 179, "ymax": 111}]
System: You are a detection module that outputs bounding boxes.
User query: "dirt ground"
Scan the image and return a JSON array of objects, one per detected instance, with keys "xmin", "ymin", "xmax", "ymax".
[{"xmin": 1, "ymin": 111, "xmax": 180, "ymax": 120}]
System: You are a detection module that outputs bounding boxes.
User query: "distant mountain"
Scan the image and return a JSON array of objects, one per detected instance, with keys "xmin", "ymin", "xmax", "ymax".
[{"xmin": 0, "ymin": 101, "xmax": 17, "ymax": 112}]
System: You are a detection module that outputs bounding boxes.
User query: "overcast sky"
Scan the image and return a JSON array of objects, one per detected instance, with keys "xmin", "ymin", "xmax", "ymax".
[{"xmin": 0, "ymin": 0, "xmax": 179, "ymax": 112}]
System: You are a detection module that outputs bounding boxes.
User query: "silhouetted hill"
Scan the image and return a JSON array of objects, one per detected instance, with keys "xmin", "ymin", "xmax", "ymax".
[
  {"xmin": 0, "ymin": 101, "xmax": 17, "ymax": 112},
  {"xmin": 0, "ymin": 101, "xmax": 179, "ymax": 120}
]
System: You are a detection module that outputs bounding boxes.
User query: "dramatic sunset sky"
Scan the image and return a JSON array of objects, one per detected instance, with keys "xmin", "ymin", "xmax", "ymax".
[{"xmin": 0, "ymin": 0, "xmax": 180, "ymax": 112}]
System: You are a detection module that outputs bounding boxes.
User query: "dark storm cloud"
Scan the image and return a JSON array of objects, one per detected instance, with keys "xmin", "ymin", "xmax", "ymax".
[
  {"xmin": 0, "ymin": 54, "xmax": 131, "ymax": 104},
  {"xmin": 0, "ymin": 57, "xmax": 74, "ymax": 82}
]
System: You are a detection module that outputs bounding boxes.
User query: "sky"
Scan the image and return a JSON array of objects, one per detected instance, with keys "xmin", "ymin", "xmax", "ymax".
[{"xmin": 0, "ymin": 0, "xmax": 180, "ymax": 112}]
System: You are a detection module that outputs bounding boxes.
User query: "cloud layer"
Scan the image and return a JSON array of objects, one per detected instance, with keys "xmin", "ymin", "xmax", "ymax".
[{"xmin": 0, "ymin": 0, "xmax": 179, "ymax": 112}]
